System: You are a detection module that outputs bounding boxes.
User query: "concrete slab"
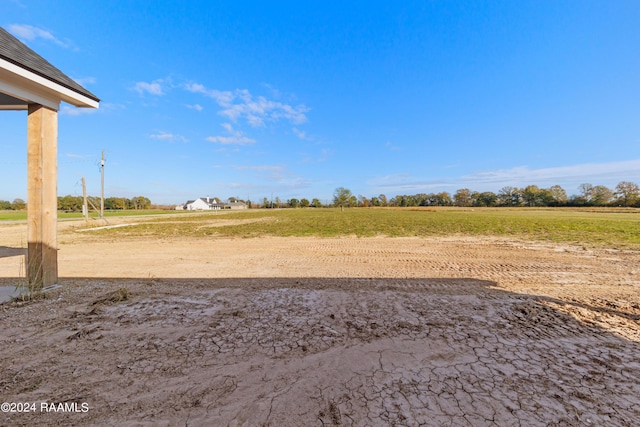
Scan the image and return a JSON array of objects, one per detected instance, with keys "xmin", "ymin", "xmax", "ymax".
[
  {"xmin": 0, "ymin": 285, "xmax": 22, "ymax": 303},
  {"xmin": 0, "ymin": 284, "xmax": 61, "ymax": 303}
]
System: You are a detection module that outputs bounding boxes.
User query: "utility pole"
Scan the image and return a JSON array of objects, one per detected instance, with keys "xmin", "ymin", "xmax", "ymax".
[
  {"xmin": 81, "ymin": 177, "xmax": 88, "ymax": 222},
  {"xmin": 100, "ymin": 150, "xmax": 105, "ymax": 218}
]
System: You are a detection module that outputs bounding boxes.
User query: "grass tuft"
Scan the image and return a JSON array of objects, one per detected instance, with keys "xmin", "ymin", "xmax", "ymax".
[{"xmin": 91, "ymin": 287, "xmax": 130, "ymax": 306}]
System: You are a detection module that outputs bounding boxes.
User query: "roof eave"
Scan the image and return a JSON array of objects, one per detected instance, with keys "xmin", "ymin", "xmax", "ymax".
[{"xmin": 0, "ymin": 57, "xmax": 99, "ymax": 110}]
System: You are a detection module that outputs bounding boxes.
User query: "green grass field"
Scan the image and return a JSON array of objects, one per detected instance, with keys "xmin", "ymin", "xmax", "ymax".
[
  {"xmin": 77, "ymin": 207, "xmax": 640, "ymax": 249},
  {"xmin": 0, "ymin": 209, "xmax": 182, "ymax": 221}
]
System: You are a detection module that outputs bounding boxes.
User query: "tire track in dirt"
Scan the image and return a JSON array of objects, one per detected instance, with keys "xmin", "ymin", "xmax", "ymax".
[
  {"xmin": 267, "ymin": 238, "xmax": 639, "ymax": 291},
  {"xmin": 2, "ymin": 230, "xmax": 640, "ymax": 425}
]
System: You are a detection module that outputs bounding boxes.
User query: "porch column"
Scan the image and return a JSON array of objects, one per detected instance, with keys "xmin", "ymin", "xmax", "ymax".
[{"xmin": 27, "ymin": 104, "xmax": 58, "ymax": 288}]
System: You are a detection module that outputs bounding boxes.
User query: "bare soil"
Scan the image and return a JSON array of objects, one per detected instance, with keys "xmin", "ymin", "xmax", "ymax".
[{"xmin": 1, "ymin": 218, "xmax": 639, "ymax": 426}]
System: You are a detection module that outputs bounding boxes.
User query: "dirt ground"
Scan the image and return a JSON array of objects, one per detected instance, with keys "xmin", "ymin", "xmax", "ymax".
[{"xmin": 1, "ymin": 217, "xmax": 640, "ymax": 426}]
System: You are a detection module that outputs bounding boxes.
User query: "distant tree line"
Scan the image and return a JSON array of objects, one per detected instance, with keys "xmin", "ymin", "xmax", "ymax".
[
  {"xmin": 4, "ymin": 182, "xmax": 637, "ymax": 212},
  {"xmin": 259, "ymin": 196, "xmax": 323, "ymax": 209},
  {"xmin": 252, "ymin": 181, "xmax": 640, "ymax": 209},
  {"xmin": 0, "ymin": 198, "xmax": 26, "ymax": 210},
  {"xmin": 1, "ymin": 195, "xmax": 154, "ymax": 211},
  {"xmin": 58, "ymin": 195, "xmax": 152, "ymax": 211},
  {"xmin": 369, "ymin": 182, "xmax": 640, "ymax": 208}
]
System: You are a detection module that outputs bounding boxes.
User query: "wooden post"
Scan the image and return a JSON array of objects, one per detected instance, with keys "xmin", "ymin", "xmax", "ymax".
[
  {"xmin": 82, "ymin": 177, "xmax": 89, "ymax": 222},
  {"xmin": 100, "ymin": 150, "xmax": 105, "ymax": 218},
  {"xmin": 27, "ymin": 104, "xmax": 58, "ymax": 289}
]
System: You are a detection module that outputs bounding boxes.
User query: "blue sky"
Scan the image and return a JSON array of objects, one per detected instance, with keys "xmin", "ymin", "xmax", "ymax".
[{"xmin": 1, "ymin": 0, "xmax": 639, "ymax": 205}]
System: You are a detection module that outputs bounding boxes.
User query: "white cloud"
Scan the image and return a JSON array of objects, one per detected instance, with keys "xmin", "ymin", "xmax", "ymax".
[
  {"xmin": 367, "ymin": 159, "xmax": 640, "ymax": 194},
  {"xmin": 185, "ymin": 104, "xmax": 203, "ymax": 111},
  {"xmin": 213, "ymin": 147, "xmax": 242, "ymax": 153},
  {"xmin": 462, "ymin": 160, "xmax": 640, "ymax": 186},
  {"xmin": 206, "ymin": 123, "xmax": 255, "ymax": 145},
  {"xmin": 7, "ymin": 24, "xmax": 71, "ymax": 48},
  {"xmin": 185, "ymin": 83, "xmax": 309, "ymax": 127},
  {"xmin": 368, "ymin": 174, "xmax": 448, "ymax": 192},
  {"xmin": 220, "ymin": 123, "xmax": 234, "ymax": 133},
  {"xmin": 292, "ymin": 128, "xmax": 307, "ymax": 140},
  {"xmin": 234, "ymin": 165, "xmax": 284, "ymax": 173},
  {"xmin": 72, "ymin": 76, "xmax": 96, "ymax": 86},
  {"xmin": 184, "ymin": 83, "xmax": 234, "ymax": 104},
  {"xmin": 262, "ymin": 83, "xmax": 282, "ymax": 99},
  {"xmin": 207, "ymin": 135, "xmax": 255, "ymax": 145},
  {"xmin": 133, "ymin": 80, "xmax": 165, "ymax": 96},
  {"xmin": 149, "ymin": 131, "xmax": 187, "ymax": 143}
]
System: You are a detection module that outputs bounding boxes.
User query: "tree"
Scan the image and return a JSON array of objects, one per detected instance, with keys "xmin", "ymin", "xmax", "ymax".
[
  {"xmin": 58, "ymin": 195, "xmax": 83, "ymax": 211},
  {"xmin": 395, "ymin": 195, "xmax": 410, "ymax": 207},
  {"xmin": 521, "ymin": 185, "xmax": 542, "ymax": 207},
  {"xmin": 414, "ymin": 193, "xmax": 429, "ymax": 206},
  {"xmin": 11, "ymin": 198, "xmax": 26, "ymax": 210},
  {"xmin": 474, "ymin": 191, "xmax": 498, "ymax": 207},
  {"xmin": 378, "ymin": 194, "xmax": 388, "ymax": 207},
  {"xmin": 548, "ymin": 185, "xmax": 567, "ymax": 206},
  {"xmin": 434, "ymin": 192, "xmax": 452, "ymax": 206},
  {"xmin": 300, "ymin": 198, "xmax": 310, "ymax": 208},
  {"xmin": 333, "ymin": 187, "xmax": 354, "ymax": 211},
  {"xmin": 578, "ymin": 183, "xmax": 594, "ymax": 204},
  {"xmin": 0, "ymin": 200, "xmax": 12, "ymax": 210},
  {"xmin": 537, "ymin": 188, "xmax": 556, "ymax": 207},
  {"xmin": 287, "ymin": 198, "xmax": 300, "ymax": 208},
  {"xmin": 131, "ymin": 196, "xmax": 151, "ymax": 210},
  {"xmin": 107, "ymin": 197, "xmax": 128, "ymax": 210},
  {"xmin": 614, "ymin": 181, "xmax": 640, "ymax": 207},
  {"xmin": 104, "ymin": 197, "xmax": 119, "ymax": 210},
  {"xmin": 311, "ymin": 198, "xmax": 322, "ymax": 208},
  {"xmin": 591, "ymin": 185, "xmax": 613, "ymax": 206},
  {"xmin": 454, "ymin": 189, "xmax": 472, "ymax": 207},
  {"xmin": 498, "ymin": 187, "xmax": 522, "ymax": 206}
]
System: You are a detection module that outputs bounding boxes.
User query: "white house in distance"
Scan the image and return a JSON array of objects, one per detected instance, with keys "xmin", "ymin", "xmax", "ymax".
[
  {"xmin": 178, "ymin": 197, "xmax": 223, "ymax": 210},
  {"xmin": 175, "ymin": 197, "xmax": 248, "ymax": 210}
]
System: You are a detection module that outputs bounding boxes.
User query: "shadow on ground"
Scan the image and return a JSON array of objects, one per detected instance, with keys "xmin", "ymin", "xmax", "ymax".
[
  {"xmin": 1, "ymin": 276, "xmax": 639, "ymax": 426},
  {"xmin": 0, "ymin": 246, "xmax": 25, "ymax": 259}
]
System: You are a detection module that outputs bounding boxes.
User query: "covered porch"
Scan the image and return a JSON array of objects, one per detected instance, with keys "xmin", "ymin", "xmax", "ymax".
[{"xmin": 0, "ymin": 27, "xmax": 99, "ymax": 291}]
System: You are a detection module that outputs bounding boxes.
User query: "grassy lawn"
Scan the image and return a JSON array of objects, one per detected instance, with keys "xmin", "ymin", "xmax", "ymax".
[
  {"xmin": 86, "ymin": 207, "xmax": 640, "ymax": 249},
  {"xmin": 0, "ymin": 209, "xmax": 183, "ymax": 221}
]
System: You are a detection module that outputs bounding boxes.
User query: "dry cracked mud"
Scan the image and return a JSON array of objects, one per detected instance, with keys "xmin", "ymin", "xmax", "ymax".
[{"xmin": 1, "ymin": 218, "xmax": 639, "ymax": 426}]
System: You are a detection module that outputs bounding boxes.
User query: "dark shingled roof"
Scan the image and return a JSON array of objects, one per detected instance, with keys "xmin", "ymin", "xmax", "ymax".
[{"xmin": 0, "ymin": 27, "xmax": 99, "ymax": 102}]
